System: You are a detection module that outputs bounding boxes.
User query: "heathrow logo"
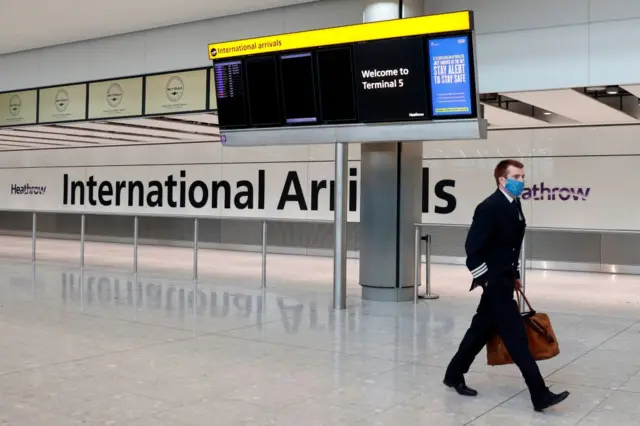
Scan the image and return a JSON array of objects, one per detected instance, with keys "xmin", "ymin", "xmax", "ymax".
[
  {"xmin": 106, "ymin": 83, "xmax": 123, "ymax": 108},
  {"xmin": 10, "ymin": 183, "xmax": 47, "ymax": 196},
  {"xmin": 55, "ymin": 89, "xmax": 70, "ymax": 112},
  {"xmin": 8, "ymin": 95, "xmax": 21, "ymax": 117},
  {"xmin": 521, "ymin": 182, "xmax": 590, "ymax": 201},
  {"xmin": 165, "ymin": 76, "xmax": 184, "ymax": 102}
]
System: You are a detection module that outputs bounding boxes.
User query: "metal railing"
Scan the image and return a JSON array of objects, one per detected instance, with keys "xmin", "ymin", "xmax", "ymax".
[
  {"xmin": 413, "ymin": 221, "xmax": 640, "ymax": 235},
  {"xmin": 25, "ymin": 211, "xmax": 275, "ymax": 288},
  {"xmin": 18, "ymin": 211, "xmax": 497, "ymax": 307},
  {"xmin": 19, "ymin": 210, "xmax": 356, "ymax": 308},
  {"xmin": 19, "ymin": 210, "xmax": 625, "ymax": 309}
]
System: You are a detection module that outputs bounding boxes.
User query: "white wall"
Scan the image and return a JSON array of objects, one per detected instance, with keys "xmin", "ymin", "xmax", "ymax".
[
  {"xmin": 1, "ymin": 125, "xmax": 639, "ymax": 231},
  {"xmin": 1, "ymin": 0, "xmax": 639, "ymax": 93},
  {"xmin": 425, "ymin": 0, "xmax": 640, "ymax": 91}
]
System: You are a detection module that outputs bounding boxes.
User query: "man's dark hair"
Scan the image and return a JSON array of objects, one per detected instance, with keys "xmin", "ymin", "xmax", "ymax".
[{"xmin": 494, "ymin": 159, "xmax": 524, "ymax": 186}]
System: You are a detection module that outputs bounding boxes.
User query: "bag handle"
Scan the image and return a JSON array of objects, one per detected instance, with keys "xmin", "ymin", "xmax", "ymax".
[
  {"xmin": 515, "ymin": 289, "xmax": 555, "ymax": 343},
  {"xmin": 516, "ymin": 287, "xmax": 534, "ymax": 312}
]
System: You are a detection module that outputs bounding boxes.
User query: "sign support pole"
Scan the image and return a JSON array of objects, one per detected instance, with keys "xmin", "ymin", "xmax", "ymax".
[{"xmin": 333, "ymin": 141, "xmax": 348, "ymax": 310}]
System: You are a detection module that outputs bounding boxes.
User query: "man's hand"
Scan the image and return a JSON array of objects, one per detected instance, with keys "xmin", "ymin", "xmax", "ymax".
[{"xmin": 514, "ymin": 279, "xmax": 522, "ymax": 292}]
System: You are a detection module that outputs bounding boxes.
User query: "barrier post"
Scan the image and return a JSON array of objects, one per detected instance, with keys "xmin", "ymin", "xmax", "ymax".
[
  {"xmin": 422, "ymin": 234, "xmax": 439, "ymax": 300},
  {"xmin": 192, "ymin": 217, "xmax": 199, "ymax": 317},
  {"xmin": 31, "ymin": 212, "xmax": 36, "ymax": 263},
  {"xmin": 133, "ymin": 216, "xmax": 139, "ymax": 274},
  {"xmin": 261, "ymin": 220, "xmax": 267, "ymax": 288},
  {"xmin": 413, "ymin": 225, "xmax": 421, "ymax": 303},
  {"xmin": 80, "ymin": 214, "xmax": 85, "ymax": 268},
  {"xmin": 193, "ymin": 218, "xmax": 199, "ymax": 281}
]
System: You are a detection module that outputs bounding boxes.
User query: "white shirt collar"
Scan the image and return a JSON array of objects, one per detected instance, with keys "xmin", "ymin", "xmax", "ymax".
[{"xmin": 500, "ymin": 187, "xmax": 514, "ymax": 203}]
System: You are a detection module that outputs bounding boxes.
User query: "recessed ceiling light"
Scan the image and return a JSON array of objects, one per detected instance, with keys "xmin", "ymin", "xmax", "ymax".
[
  {"xmin": 542, "ymin": 111, "xmax": 552, "ymax": 116},
  {"xmin": 606, "ymin": 86, "xmax": 619, "ymax": 95}
]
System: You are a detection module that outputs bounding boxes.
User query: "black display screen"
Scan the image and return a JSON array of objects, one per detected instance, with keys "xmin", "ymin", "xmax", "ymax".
[
  {"xmin": 245, "ymin": 56, "xmax": 282, "ymax": 126},
  {"xmin": 352, "ymin": 36, "xmax": 428, "ymax": 123},
  {"xmin": 279, "ymin": 52, "xmax": 318, "ymax": 125},
  {"xmin": 316, "ymin": 46, "xmax": 357, "ymax": 123},
  {"xmin": 214, "ymin": 60, "xmax": 248, "ymax": 128},
  {"xmin": 212, "ymin": 31, "xmax": 475, "ymax": 130}
]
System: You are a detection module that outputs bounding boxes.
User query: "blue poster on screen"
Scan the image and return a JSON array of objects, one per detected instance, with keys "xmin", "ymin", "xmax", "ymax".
[{"xmin": 429, "ymin": 35, "xmax": 473, "ymax": 117}]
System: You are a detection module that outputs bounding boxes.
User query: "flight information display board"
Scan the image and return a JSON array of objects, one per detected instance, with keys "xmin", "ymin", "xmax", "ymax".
[
  {"xmin": 209, "ymin": 11, "xmax": 478, "ymax": 131},
  {"xmin": 214, "ymin": 60, "xmax": 248, "ymax": 127}
]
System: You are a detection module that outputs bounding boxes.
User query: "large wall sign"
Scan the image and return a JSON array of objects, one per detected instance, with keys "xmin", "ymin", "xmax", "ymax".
[
  {"xmin": 38, "ymin": 84, "xmax": 88, "ymax": 123},
  {"xmin": 0, "ymin": 90, "xmax": 38, "ymax": 127},
  {"xmin": 421, "ymin": 156, "xmax": 608, "ymax": 230},
  {"xmin": 88, "ymin": 77, "xmax": 143, "ymax": 119},
  {"xmin": 0, "ymin": 155, "xmax": 626, "ymax": 230},
  {"xmin": 145, "ymin": 70, "xmax": 208, "ymax": 115}
]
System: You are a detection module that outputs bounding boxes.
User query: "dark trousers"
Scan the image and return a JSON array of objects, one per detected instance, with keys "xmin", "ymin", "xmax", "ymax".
[{"xmin": 444, "ymin": 273, "xmax": 548, "ymax": 403}]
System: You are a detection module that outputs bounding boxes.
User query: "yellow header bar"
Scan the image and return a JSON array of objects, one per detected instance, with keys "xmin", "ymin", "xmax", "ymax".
[{"xmin": 208, "ymin": 10, "xmax": 472, "ymax": 60}]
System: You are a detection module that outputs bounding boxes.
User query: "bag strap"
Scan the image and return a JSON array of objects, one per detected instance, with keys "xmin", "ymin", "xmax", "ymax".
[
  {"xmin": 516, "ymin": 288, "xmax": 534, "ymax": 312},
  {"xmin": 516, "ymin": 289, "xmax": 556, "ymax": 344}
]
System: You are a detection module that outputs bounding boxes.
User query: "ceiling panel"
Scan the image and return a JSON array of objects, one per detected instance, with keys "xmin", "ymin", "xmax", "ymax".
[
  {"xmin": 65, "ymin": 122, "xmax": 205, "ymax": 140},
  {"xmin": 113, "ymin": 118, "xmax": 220, "ymax": 137},
  {"xmin": 23, "ymin": 125, "xmax": 180, "ymax": 143},
  {"xmin": 0, "ymin": 112, "xmax": 221, "ymax": 150},
  {"xmin": 0, "ymin": 131, "xmax": 95, "ymax": 146},
  {"xmin": 482, "ymin": 103, "xmax": 547, "ymax": 128},
  {"xmin": 3, "ymin": 130, "xmax": 142, "ymax": 145},
  {"xmin": 0, "ymin": 135, "xmax": 67, "ymax": 147},
  {"xmin": 0, "ymin": 140, "xmax": 45, "ymax": 149},
  {"xmin": 621, "ymin": 84, "xmax": 640, "ymax": 98},
  {"xmin": 504, "ymin": 89, "xmax": 638, "ymax": 124},
  {"xmin": 0, "ymin": 0, "xmax": 317, "ymax": 55},
  {"xmin": 168, "ymin": 113, "xmax": 220, "ymax": 125}
]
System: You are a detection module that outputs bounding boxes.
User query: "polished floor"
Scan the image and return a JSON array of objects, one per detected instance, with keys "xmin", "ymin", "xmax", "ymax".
[{"xmin": 1, "ymin": 237, "xmax": 640, "ymax": 425}]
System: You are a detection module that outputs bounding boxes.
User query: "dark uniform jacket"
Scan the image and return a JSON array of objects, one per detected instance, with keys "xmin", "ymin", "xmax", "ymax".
[{"xmin": 465, "ymin": 188, "xmax": 526, "ymax": 291}]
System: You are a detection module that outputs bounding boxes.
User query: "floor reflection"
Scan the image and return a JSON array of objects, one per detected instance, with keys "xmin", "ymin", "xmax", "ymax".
[{"xmin": 0, "ymin": 255, "xmax": 638, "ymax": 425}]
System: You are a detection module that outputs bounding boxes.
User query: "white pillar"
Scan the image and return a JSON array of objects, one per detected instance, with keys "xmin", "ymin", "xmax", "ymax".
[
  {"xmin": 359, "ymin": 0, "xmax": 425, "ymax": 302},
  {"xmin": 363, "ymin": 0, "xmax": 423, "ymax": 21}
]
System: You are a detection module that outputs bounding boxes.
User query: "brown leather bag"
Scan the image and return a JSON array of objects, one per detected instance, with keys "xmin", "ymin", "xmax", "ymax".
[{"xmin": 486, "ymin": 289, "xmax": 560, "ymax": 366}]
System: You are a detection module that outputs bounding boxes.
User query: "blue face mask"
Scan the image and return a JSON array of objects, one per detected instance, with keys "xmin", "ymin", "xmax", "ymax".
[{"xmin": 504, "ymin": 178, "xmax": 524, "ymax": 197}]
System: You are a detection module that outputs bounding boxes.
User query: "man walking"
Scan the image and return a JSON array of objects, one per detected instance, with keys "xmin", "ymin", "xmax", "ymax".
[{"xmin": 443, "ymin": 159, "xmax": 569, "ymax": 412}]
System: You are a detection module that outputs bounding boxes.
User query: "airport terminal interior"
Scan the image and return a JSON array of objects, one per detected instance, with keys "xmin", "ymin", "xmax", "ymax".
[{"xmin": 3, "ymin": 0, "xmax": 640, "ymax": 424}]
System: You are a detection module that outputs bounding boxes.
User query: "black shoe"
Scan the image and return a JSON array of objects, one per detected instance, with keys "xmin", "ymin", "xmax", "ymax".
[
  {"xmin": 533, "ymin": 390, "xmax": 570, "ymax": 412},
  {"xmin": 443, "ymin": 378, "xmax": 478, "ymax": 397}
]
